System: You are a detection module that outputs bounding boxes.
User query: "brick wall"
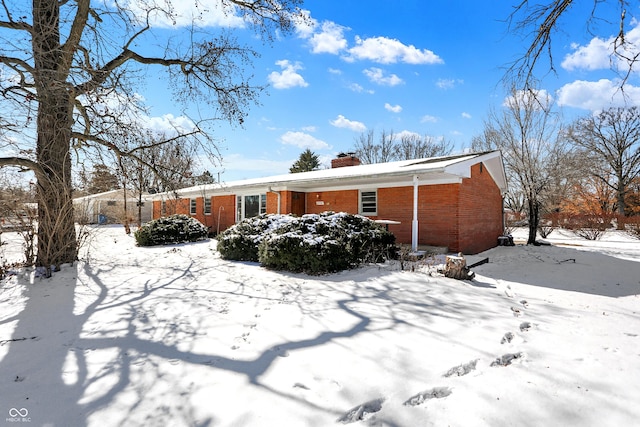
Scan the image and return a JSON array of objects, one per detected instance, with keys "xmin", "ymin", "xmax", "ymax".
[
  {"xmin": 305, "ymin": 190, "xmax": 359, "ymax": 214},
  {"xmin": 457, "ymin": 162, "xmax": 503, "ymax": 253}
]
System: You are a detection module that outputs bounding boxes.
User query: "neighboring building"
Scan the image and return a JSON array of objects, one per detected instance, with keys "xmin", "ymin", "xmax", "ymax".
[
  {"xmin": 73, "ymin": 189, "xmax": 153, "ymax": 224},
  {"xmin": 151, "ymin": 151, "xmax": 508, "ymax": 254}
]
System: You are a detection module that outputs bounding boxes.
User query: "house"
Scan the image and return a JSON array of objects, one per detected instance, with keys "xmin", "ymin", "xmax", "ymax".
[
  {"xmin": 151, "ymin": 151, "xmax": 508, "ymax": 254},
  {"xmin": 73, "ymin": 189, "xmax": 153, "ymax": 224}
]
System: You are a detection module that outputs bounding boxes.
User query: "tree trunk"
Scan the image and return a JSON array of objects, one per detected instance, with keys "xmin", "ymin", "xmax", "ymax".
[
  {"xmin": 617, "ymin": 182, "xmax": 626, "ymax": 230},
  {"xmin": 33, "ymin": 0, "xmax": 77, "ymax": 275},
  {"xmin": 527, "ymin": 197, "xmax": 539, "ymax": 245}
]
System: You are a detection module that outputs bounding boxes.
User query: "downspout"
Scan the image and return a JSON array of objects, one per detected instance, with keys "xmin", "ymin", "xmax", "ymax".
[{"xmin": 412, "ymin": 175, "xmax": 419, "ymax": 252}]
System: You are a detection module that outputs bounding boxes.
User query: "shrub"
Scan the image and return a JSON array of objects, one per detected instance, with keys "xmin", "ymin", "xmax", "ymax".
[
  {"xmin": 220, "ymin": 212, "xmax": 397, "ymax": 274},
  {"xmin": 217, "ymin": 214, "xmax": 290, "ymax": 261},
  {"xmin": 564, "ymin": 213, "xmax": 613, "ymax": 240},
  {"xmin": 625, "ymin": 216, "xmax": 640, "ymax": 240},
  {"xmin": 134, "ymin": 214, "xmax": 208, "ymax": 246}
]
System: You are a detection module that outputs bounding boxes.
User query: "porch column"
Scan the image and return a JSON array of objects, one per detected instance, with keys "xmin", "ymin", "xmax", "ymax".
[{"xmin": 412, "ymin": 175, "xmax": 419, "ymax": 252}]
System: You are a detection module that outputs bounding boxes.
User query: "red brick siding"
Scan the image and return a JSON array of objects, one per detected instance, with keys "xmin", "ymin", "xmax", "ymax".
[
  {"xmin": 305, "ymin": 190, "xmax": 359, "ymax": 214},
  {"xmin": 457, "ymin": 163, "xmax": 503, "ymax": 253},
  {"xmin": 210, "ymin": 195, "xmax": 236, "ymax": 233}
]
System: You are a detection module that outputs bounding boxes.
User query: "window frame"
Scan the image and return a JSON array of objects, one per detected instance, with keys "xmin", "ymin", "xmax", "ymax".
[
  {"xmin": 190, "ymin": 198, "xmax": 197, "ymax": 215},
  {"xmin": 204, "ymin": 198, "xmax": 212, "ymax": 215},
  {"xmin": 236, "ymin": 193, "xmax": 267, "ymax": 221},
  {"xmin": 359, "ymin": 189, "xmax": 378, "ymax": 216}
]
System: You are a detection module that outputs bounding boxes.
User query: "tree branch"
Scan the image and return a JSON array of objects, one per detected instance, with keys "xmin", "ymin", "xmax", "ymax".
[{"xmin": 0, "ymin": 157, "xmax": 48, "ymax": 183}]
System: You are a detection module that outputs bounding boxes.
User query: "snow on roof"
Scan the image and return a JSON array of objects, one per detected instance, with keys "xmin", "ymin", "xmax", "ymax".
[{"xmin": 158, "ymin": 151, "xmax": 506, "ymax": 199}]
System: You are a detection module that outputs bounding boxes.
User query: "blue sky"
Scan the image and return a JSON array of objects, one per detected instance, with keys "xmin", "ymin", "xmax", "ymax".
[{"xmin": 132, "ymin": 1, "xmax": 640, "ymax": 181}]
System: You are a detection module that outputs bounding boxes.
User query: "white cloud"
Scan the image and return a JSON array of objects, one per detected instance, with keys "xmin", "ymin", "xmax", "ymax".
[
  {"xmin": 502, "ymin": 89, "xmax": 554, "ymax": 110},
  {"xmin": 123, "ymin": 0, "xmax": 245, "ymax": 29},
  {"xmin": 293, "ymin": 9, "xmax": 317, "ymax": 38},
  {"xmin": 220, "ymin": 153, "xmax": 293, "ymax": 177},
  {"xmin": 385, "ymin": 103, "xmax": 402, "ymax": 113},
  {"xmin": 396, "ymin": 130, "xmax": 421, "ymax": 140},
  {"xmin": 347, "ymin": 36, "xmax": 443, "ymax": 64},
  {"xmin": 461, "ymin": 112, "xmax": 472, "ymax": 119},
  {"xmin": 420, "ymin": 115, "xmax": 439, "ymax": 123},
  {"xmin": 562, "ymin": 24, "xmax": 640, "ymax": 71},
  {"xmin": 268, "ymin": 60, "xmax": 308, "ymax": 89},
  {"xmin": 436, "ymin": 78, "xmax": 463, "ymax": 89},
  {"xmin": 328, "ymin": 68, "xmax": 342, "ymax": 75},
  {"xmin": 330, "ymin": 115, "xmax": 367, "ymax": 132},
  {"xmin": 301, "ymin": 125, "xmax": 317, "ymax": 132},
  {"xmin": 310, "ymin": 21, "xmax": 348, "ymax": 54},
  {"xmin": 144, "ymin": 113, "xmax": 197, "ymax": 134},
  {"xmin": 557, "ymin": 79, "xmax": 640, "ymax": 110},
  {"xmin": 280, "ymin": 131, "xmax": 331, "ymax": 150},
  {"xmin": 363, "ymin": 67, "xmax": 403, "ymax": 86}
]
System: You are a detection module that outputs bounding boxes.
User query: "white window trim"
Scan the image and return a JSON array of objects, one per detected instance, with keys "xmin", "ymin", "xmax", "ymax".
[
  {"xmin": 204, "ymin": 198, "xmax": 212, "ymax": 215},
  {"xmin": 236, "ymin": 193, "xmax": 267, "ymax": 221},
  {"xmin": 190, "ymin": 198, "xmax": 197, "ymax": 215}
]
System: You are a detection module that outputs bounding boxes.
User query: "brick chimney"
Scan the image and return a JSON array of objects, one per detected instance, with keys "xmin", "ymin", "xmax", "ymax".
[{"xmin": 331, "ymin": 152, "xmax": 361, "ymax": 168}]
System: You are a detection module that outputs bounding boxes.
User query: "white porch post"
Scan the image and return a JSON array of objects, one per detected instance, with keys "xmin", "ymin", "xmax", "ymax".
[{"xmin": 412, "ymin": 175, "xmax": 419, "ymax": 252}]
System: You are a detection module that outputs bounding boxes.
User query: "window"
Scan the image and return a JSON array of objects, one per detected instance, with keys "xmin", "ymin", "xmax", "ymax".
[
  {"xmin": 106, "ymin": 200, "xmax": 116, "ymax": 206},
  {"xmin": 236, "ymin": 194, "xmax": 267, "ymax": 221},
  {"xmin": 190, "ymin": 199, "xmax": 197, "ymax": 215},
  {"xmin": 204, "ymin": 198, "xmax": 212, "ymax": 215},
  {"xmin": 161, "ymin": 200, "xmax": 166, "ymax": 216},
  {"xmin": 360, "ymin": 190, "xmax": 377, "ymax": 216}
]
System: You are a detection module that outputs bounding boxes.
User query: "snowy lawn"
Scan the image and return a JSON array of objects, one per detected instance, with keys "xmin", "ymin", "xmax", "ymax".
[{"xmin": 0, "ymin": 226, "xmax": 639, "ymax": 426}]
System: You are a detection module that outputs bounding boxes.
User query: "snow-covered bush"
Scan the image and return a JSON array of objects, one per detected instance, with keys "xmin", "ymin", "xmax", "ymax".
[
  {"xmin": 219, "ymin": 212, "xmax": 397, "ymax": 274},
  {"xmin": 217, "ymin": 214, "xmax": 290, "ymax": 261},
  {"xmin": 135, "ymin": 214, "xmax": 208, "ymax": 246}
]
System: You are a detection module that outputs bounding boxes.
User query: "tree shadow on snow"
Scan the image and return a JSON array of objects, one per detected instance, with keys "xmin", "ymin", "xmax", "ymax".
[{"xmin": 0, "ymin": 249, "xmax": 561, "ymax": 426}]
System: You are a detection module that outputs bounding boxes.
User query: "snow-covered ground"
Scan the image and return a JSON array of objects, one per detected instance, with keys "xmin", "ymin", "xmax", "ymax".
[{"xmin": 0, "ymin": 226, "xmax": 638, "ymax": 426}]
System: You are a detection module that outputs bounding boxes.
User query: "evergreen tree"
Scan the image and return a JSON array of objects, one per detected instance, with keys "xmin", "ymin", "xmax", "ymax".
[
  {"xmin": 88, "ymin": 164, "xmax": 120, "ymax": 194},
  {"xmin": 290, "ymin": 149, "xmax": 321, "ymax": 173}
]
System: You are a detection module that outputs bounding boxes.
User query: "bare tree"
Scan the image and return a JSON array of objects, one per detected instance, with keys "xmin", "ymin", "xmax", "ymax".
[
  {"xmin": 568, "ymin": 106, "xmax": 640, "ymax": 222},
  {"xmin": 0, "ymin": 1, "xmax": 303, "ymax": 275},
  {"xmin": 507, "ymin": 0, "xmax": 634, "ymax": 90},
  {"xmin": 472, "ymin": 87, "xmax": 569, "ymax": 244},
  {"xmin": 396, "ymin": 133, "xmax": 453, "ymax": 160},
  {"xmin": 353, "ymin": 129, "xmax": 452, "ymax": 164}
]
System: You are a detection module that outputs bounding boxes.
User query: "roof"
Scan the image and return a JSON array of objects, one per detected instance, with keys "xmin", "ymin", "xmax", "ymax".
[
  {"xmin": 155, "ymin": 151, "xmax": 507, "ymax": 199},
  {"xmin": 73, "ymin": 188, "xmax": 154, "ymax": 202}
]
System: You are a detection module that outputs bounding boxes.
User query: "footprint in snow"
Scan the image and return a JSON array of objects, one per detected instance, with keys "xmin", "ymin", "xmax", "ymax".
[
  {"xmin": 501, "ymin": 332, "xmax": 515, "ymax": 344},
  {"xmin": 444, "ymin": 359, "xmax": 478, "ymax": 377},
  {"xmin": 403, "ymin": 387, "xmax": 452, "ymax": 406},
  {"xmin": 520, "ymin": 322, "xmax": 532, "ymax": 332},
  {"xmin": 511, "ymin": 306, "xmax": 522, "ymax": 317},
  {"xmin": 337, "ymin": 398, "xmax": 385, "ymax": 424},
  {"xmin": 490, "ymin": 352, "xmax": 525, "ymax": 367}
]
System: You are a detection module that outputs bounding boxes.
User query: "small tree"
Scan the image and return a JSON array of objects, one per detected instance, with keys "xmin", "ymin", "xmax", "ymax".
[
  {"xmin": 472, "ymin": 87, "xmax": 569, "ymax": 244},
  {"xmin": 290, "ymin": 148, "xmax": 321, "ymax": 173}
]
